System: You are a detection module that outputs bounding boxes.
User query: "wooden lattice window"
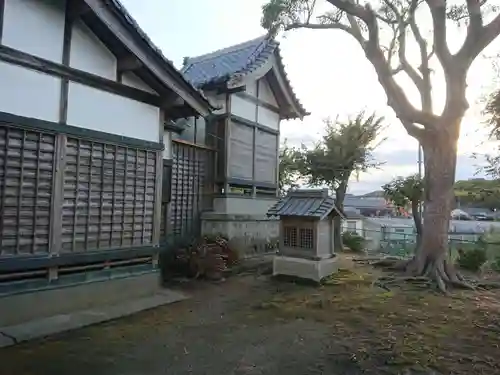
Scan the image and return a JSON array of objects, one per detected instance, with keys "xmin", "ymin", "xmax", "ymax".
[
  {"xmin": 283, "ymin": 226, "xmax": 297, "ymax": 247},
  {"xmin": 171, "ymin": 143, "xmax": 209, "ymax": 236},
  {"xmin": 299, "ymin": 228, "xmax": 314, "ymax": 249},
  {"xmin": 61, "ymin": 138, "xmax": 157, "ymax": 253},
  {"xmin": 0, "ymin": 125, "xmax": 56, "ymax": 256}
]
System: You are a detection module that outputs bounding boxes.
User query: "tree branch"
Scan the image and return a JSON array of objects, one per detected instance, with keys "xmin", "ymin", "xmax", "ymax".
[
  {"xmin": 409, "ymin": 0, "xmax": 433, "ymax": 113},
  {"xmin": 424, "ymin": 0, "xmax": 453, "ymax": 71},
  {"xmin": 381, "ymin": 0, "xmax": 423, "ymax": 88},
  {"xmin": 402, "ymin": 120, "xmax": 425, "ymax": 140},
  {"xmin": 396, "ymin": 19, "xmax": 423, "ymax": 90},
  {"xmin": 328, "ymin": 0, "xmax": 438, "ymax": 127},
  {"xmin": 286, "ymin": 22, "xmax": 351, "ymax": 32},
  {"xmin": 456, "ymin": 13, "xmax": 500, "ymax": 68},
  {"xmin": 285, "ymin": 21, "xmax": 365, "ymax": 43},
  {"xmin": 466, "ymin": 0, "xmax": 484, "ymax": 32},
  {"xmin": 285, "ymin": 0, "xmax": 434, "ymax": 128}
]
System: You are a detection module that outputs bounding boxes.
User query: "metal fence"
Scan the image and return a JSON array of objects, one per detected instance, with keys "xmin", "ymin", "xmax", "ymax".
[{"xmin": 359, "ymin": 228, "xmax": 499, "ymax": 258}]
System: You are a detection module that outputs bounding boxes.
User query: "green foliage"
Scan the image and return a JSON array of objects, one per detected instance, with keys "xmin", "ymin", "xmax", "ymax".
[
  {"xmin": 294, "ymin": 112, "xmax": 385, "ymax": 192},
  {"xmin": 383, "ymin": 174, "xmax": 423, "ymax": 209},
  {"xmin": 341, "ymin": 231, "xmax": 365, "ymax": 253},
  {"xmin": 454, "ymin": 178, "xmax": 500, "ymax": 210},
  {"xmin": 373, "ymin": 178, "xmax": 500, "ymax": 210},
  {"xmin": 456, "ymin": 244, "xmax": 488, "ymax": 272},
  {"xmin": 278, "ymin": 139, "xmax": 301, "ymax": 196},
  {"xmin": 490, "ymin": 256, "xmax": 500, "ymax": 272}
]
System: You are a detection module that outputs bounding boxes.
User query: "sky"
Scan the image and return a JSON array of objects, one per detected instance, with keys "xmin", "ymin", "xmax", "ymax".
[{"xmin": 120, "ymin": 0, "xmax": 500, "ymax": 195}]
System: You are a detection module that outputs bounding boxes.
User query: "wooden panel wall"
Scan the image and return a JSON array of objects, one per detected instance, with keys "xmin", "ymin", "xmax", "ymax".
[
  {"xmin": 254, "ymin": 129, "xmax": 277, "ymax": 183},
  {"xmin": 0, "ymin": 125, "xmax": 56, "ymax": 255},
  {"xmin": 170, "ymin": 142, "xmax": 214, "ymax": 238},
  {"xmin": 228, "ymin": 121, "xmax": 253, "ymax": 180},
  {"xmin": 61, "ymin": 139, "xmax": 157, "ymax": 253},
  {"xmin": 0, "ymin": 122, "xmax": 159, "ymax": 259}
]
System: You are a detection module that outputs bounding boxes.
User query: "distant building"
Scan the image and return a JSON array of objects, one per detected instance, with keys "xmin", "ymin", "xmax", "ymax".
[{"xmin": 343, "ymin": 197, "xmax": 394, "ymax": 217}]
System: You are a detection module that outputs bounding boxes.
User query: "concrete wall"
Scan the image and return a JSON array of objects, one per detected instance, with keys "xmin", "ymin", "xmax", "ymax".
[
  {"xmin": 0, "ymin": 272, "xmax": 160, "ymax": 327},
  {"xmin": 213, "ymin": 196, "xmax": 277, "ymax": 215},
  {"xmin": 201, "ymin": 212, "xmax": 279, "ymax": 256}
]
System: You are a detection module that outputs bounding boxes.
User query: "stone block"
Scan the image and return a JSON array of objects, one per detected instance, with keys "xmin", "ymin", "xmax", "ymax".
[{"xmin": 272, "ymin": 255, "xmax": 338, "ymax": 282}]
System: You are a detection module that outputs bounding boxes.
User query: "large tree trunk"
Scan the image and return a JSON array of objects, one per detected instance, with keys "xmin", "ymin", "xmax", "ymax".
[
  {"xmin": 404, "ymin": 123, "xmax": 471, "ymax": 292},
  {"xmin": 334, "ymin": 182, "xmax": 348, "ymax": 253}
]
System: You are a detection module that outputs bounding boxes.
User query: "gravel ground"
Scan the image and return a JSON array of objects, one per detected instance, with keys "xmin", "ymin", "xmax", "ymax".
[{"xmin": 0, "ymin": 276, "xmax": 361, "ymax": 375}]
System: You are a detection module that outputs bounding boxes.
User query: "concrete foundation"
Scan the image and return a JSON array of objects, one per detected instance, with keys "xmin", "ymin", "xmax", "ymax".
[
  {"xmin": 0, "ymin": 272, "xmax": 162, "ymax": 327},
  {"xmin": 273, "ymin": 255, "xmax": 339, "ymax": 282},
  {"xmin": 0, "ymin": 289, "xmax": 187, "ymax": 348},
  {"xmin": 201, "ymin": 212, "xmax": 279, "ymax": 256}
]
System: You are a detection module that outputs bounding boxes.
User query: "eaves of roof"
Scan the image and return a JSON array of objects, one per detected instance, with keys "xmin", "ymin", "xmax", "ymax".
[
  {"xmin": 182, "ymin": 35, "xmax": 308, "ymax": 119},
  {"xmin": 100, "ymin": 0, "xmax": 215, "ymax": 114}
]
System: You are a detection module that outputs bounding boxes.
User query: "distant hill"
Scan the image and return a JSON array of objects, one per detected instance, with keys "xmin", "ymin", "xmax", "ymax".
[
  {"xmin": 454, "ymin": 178, "xmax": 500, "ymax": 209},
  {"xmin": 359, "ymin": 179, "xmax": 500, "ymax": 209},
  {"xmin": 360, "ymin": 190, "xmax": 385, "ymax": 198}
]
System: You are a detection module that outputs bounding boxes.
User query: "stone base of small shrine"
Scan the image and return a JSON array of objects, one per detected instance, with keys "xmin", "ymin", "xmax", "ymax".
[{"xmin": 272, "ymin": 255, "xmax": 338, "ymax": 283}]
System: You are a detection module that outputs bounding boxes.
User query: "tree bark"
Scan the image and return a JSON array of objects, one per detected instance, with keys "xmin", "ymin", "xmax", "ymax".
[
  {"xmin": 402, "ymin": 122, "xmax": 472, "ymax": 292},
  {"xmin": 334, "ymin": 181, "xmax": 348, "ymax": 252}
]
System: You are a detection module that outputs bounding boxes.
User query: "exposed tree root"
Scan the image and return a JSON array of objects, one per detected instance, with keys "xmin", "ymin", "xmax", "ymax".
[
  {"xmin": 476, "ymin": 281, "xmax": 500, "ymax": 290},
  {"xmin": 370, "ymin": 254, "xmax": 475, "ymax": 294}
]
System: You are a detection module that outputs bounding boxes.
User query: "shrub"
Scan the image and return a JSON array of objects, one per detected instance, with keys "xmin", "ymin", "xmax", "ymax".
[
  {"xmin": 456, "ymin": 245, "xmax": 488, "ymax": 272},
  {"xmin": 490, "ymin": 256, "xmax": 500, "ymax": 273},
  {"xmin": 342, "ymin": 231, "xmax": 365, "ymax": 253},
  {"xmin": 159, "ymin": 235, "xmax": 240, "ymax": 282}
]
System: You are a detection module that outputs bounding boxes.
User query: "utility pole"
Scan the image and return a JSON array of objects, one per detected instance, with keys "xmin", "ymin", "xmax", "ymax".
[{"xmin": 418, "ymin": 144, "xmax": 423, "ymax": 222}]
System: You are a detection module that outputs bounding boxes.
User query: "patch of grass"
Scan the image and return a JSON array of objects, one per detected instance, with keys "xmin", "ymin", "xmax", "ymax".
[{"xmin": 252, "ymin": 255, "xmax": 500, "ymax": 374}]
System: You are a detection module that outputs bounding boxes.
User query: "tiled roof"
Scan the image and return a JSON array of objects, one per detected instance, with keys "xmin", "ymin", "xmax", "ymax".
[
  {"xmin": 267, "ymin": 189, "xmax": 343, "ymax": 219},
  {"xmin": 106, "ymin": 0, "xmax": 213, "ymax": 111},
  {"xmin": 181, "ymin": 35, "xmax": 308, "ymax": 119},
  {"xmin": 344, "ymin": 210, "xmax": 366, "ymax": 220},
  {"xmin": 344, "ymin": 197, "xmax": 390, "ymax": 209}
]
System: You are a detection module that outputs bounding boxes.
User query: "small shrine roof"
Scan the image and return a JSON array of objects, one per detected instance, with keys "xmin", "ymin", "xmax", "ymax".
[{"xmin": 267, "ymin": 189, "xmax": 344, "ymax": 220}]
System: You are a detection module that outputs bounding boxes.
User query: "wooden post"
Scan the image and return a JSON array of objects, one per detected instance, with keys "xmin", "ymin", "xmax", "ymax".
[
  {"xmin": 152, "ymin": 150, "xmax": 163, "ymax": 246},
  {"xmin": 224, "ymin": 93, "xmax": 231, "ymax": 194},
  {"xmin": 48, "ymin": 134, "xmax": 67, "ymax": 256}
]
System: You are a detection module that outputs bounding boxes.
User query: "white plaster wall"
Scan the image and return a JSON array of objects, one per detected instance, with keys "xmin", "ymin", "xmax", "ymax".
[
  {"xmin": 245, "ymin": 81, "xmax": 257, "ymax": 97},
  {"xmin": 67, "ymin": 82, "xmax": 160, "ymax": 142},
  {"xmin": 317, "ymin": 220, "xmax": 333, "ymax": 257},
  {"xmin": 70, "ymin": 20, "xmax": 117, "ymax": 80},
  {"xmin": 122, "ymin": 72, "xmax": 157, "ymax": 94},
  {"xmin": 0, "ymin": 62, "xmax": 61, "ymax": 122},
  {"xmin": 2, "ymin": 0, "xmax": 65, "ymax": 63},
  {"xmin": 231, "ymin": 95, "xmax": 256, "ymax": 121},
  {"xmin": 204, "ymin": 92, "xmax": 226, "ymax": 114},
  {"xmin": 257, "ymin": 106, "xmax": 280, "ymax": 131},
  {"xmin": 196, "ymin": 117, "xmax": 206, "ymax": 145},
  {"xmin": 258, "ymin": 78, "xmax": 278, "ymax": 106},
  {"xmin": 342, "ymin": 219, "xmax": 363, "ymax": 235},
  {"xmin": 174, "ymin": 117, "xmax": 195, "ymax": 143},
  {"xmin": 163, "ymin": 131, "xmax": 172, "ymax": 159}
]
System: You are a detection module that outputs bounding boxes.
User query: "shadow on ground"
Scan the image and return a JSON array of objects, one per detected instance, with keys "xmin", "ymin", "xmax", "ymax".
[{"xmin": 1, "ymin": 255, "xmax": 500, "ymax": 375}]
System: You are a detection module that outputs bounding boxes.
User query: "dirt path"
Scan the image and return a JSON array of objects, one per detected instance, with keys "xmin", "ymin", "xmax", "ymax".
[
  {"xmin": 2, "ymin": 262, "xmax": 499, "ymax": 375},
  {"xmin": 0, "ymin": 276, "xmax": 360, "ymax": 375}
]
